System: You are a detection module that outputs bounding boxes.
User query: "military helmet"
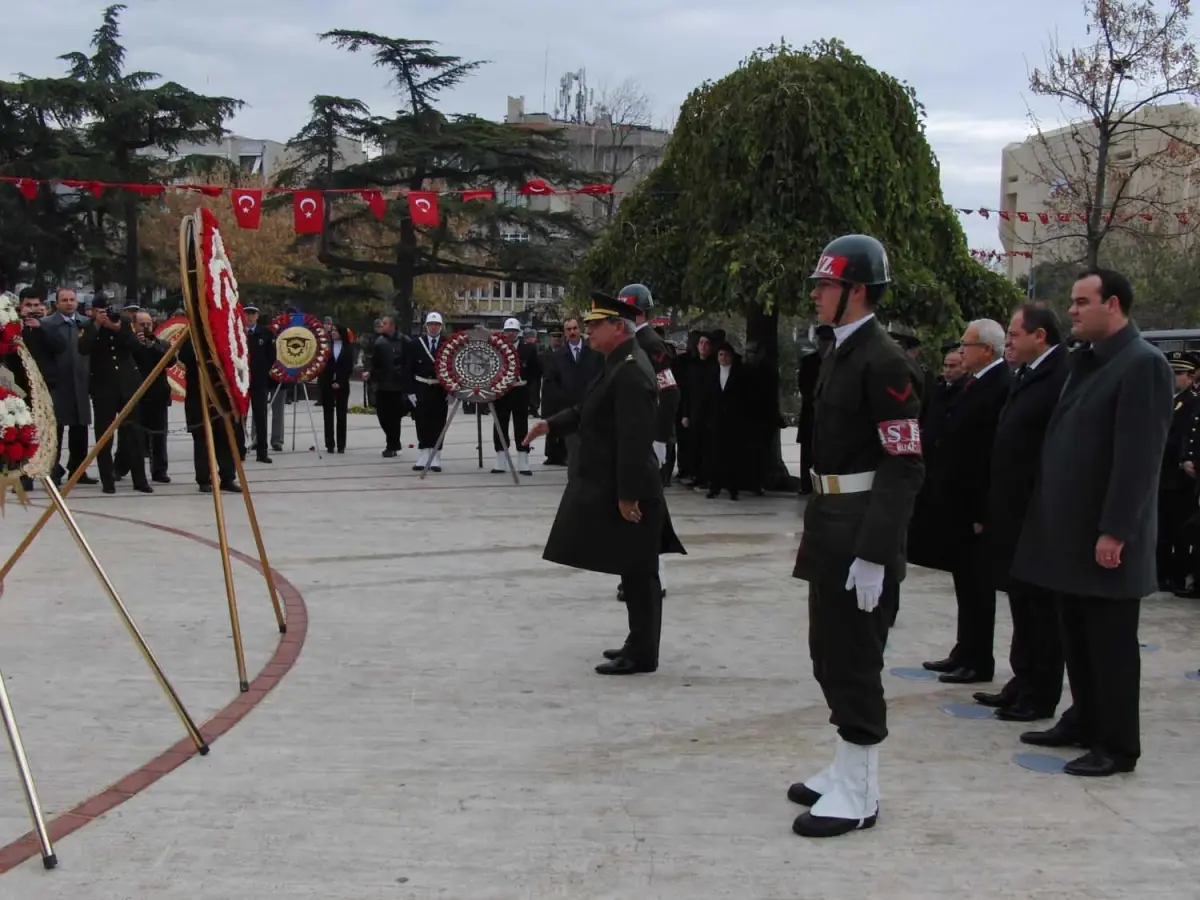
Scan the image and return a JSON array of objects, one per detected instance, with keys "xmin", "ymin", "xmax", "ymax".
[
  {"xmin": 616, "ymin": 283, "xmax": 654, "ymax": 313},
  {"xmin": 809, "ymin": 235, "xmax": 892, "ymax": 286},
  {"xmin": 886, "ymin": 321, "xmax": 920, "ymax": 348}
]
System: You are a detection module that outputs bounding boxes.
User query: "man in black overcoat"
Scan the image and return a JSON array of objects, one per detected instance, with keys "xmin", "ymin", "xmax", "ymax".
[
  {"xmin": 1012, "ymin": 268, "xmax": 1172, "ymax": 777},
  {"xmin": 974, "ymin": 304, "xmax": 1069, "ymax": 722},
  {"xmin": 78, "ymin": 293, "xmax": 152, "ymax": 495},
  {"xmin": 1154, "ymin": 350, "xmax": 1199, "ymax": 591},
  {"xmin": 243, "ymin": 304, "xmax": 275, "ymax": 464},
  {"xmin": 918, "ymin": 318, "xmax": 1012, "ymax": 684},
  {"xmin": 525, "ymin": 295, "xmax": 685, "ymax": 676}
]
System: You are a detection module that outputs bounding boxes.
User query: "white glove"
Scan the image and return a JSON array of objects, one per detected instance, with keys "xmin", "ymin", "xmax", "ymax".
[
  {"xmin": 407, "ymin": 394, "xmax": 417, "ymax": 406},
  {"xmin": 845, "ymin": 558, "xmax": 885, "ymax": 613}
]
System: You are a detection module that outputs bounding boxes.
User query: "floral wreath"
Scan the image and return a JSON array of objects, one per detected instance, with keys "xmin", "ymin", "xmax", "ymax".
[
  {"xmin": 198, "ymin": 207, "xmax": 251, "ymax": 417},
  {"xmin": 154, "ymin": 315, "xmax": 190, "ymax": 403},
  {"xmin": 0, "ymin": 292, "xmax": 48, "ymax": 510},
  {"xmin": 267, "ymin": 313, "xmax": 331, "ymax": 384},
  {"xmin": 435, "ymin": 328, "xmax": 522, "ymax": 402}
]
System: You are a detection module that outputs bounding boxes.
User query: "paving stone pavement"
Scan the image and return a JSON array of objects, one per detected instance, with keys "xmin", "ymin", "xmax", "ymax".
[{"xmin": 0, "ymin": 403, "xmax": 1198, "ymax": 899}]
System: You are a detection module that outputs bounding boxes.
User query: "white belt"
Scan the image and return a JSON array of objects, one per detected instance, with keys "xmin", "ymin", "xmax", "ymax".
[
  {"xmin": 811, "ymin": 470, "xmax": 875, "ymax": 495},
  {"xmin": 415, "ymin": 376, "xmax": 438, "ymax": 385},
  {"xmin": 656, "ymin": 370, "xmax": 678, "ymax": 390}
]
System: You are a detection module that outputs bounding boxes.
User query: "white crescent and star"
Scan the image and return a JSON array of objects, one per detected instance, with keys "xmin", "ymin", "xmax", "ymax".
[
  {"xmin": 528, "ymin": 183, "xmax": 549, "ymax": 194},
  {"xmin": 237, "ymin": 194, "xmax": 256, "ymax": 211},
  {"xmin": 414, "ymin": 198, "xmax": 432, "ymax": 212},
  {"xmin": 299, "ymin": 197, "xmax": 317, "ymax": 217}
]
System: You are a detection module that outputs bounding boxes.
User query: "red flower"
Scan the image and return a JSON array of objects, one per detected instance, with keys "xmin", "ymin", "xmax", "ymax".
[
  {"xmin": 1, "ymin": 427, "xmax": 14, "ymax": 443},
  {"xmin": 17, "ymin": 425, "xmax": 33, "ymax": 442},
  {"xmin": 4, "ymin": 442, "xmax": 23, "ymax": 463}
]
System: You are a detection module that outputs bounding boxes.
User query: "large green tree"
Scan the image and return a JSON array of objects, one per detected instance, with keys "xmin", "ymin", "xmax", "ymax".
[
  {"xmin": 282, "ymin": 31, "xmax": 596, "ymax": 328},
  {"xmin": 577, "ymin": 40, "xmax": 1019, "ymax": 485}
]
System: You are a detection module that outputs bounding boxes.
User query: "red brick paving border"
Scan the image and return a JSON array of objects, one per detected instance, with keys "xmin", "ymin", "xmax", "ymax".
[{"xmin": 0, "ymin": 508, "xmax": 309, "ymax": 875}]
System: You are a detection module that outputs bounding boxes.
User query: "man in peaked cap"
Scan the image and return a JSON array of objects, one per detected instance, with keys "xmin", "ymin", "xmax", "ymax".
[
  {"xmin": 1156, "ymin": 350, "xmax": 1200, "ymax": 592},
  {"xmin": 525, "ymin": 294, "xmax": 686, "ymax": 675}
]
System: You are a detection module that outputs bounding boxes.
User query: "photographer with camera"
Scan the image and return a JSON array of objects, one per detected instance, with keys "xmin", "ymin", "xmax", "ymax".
[
  {"xmin": 78, "ymin": 293, "xmax": 152, "ymax": 495},
  {"xmin": 131, "ymin": 310, "xmax": 172, "ymax": 484}
]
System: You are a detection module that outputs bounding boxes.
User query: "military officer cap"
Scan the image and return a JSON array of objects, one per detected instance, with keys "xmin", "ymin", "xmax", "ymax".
[
  {"xmin": 122, "ymin": 302, "xmax": 140, "ymax": 312},
  {"xmin": 1187, "ymin": 351, "xmax": 1200, "ymax": 369},
  {"xmin": 549, "ymin": 329, "xmax": 563, "ymax": 337},
  {"xmin": 584, "ymin": 291, "xmax": 640, "ymax": 323},
  {"xmin": 886, "ymin": 321, "xmax": 920, "ymax": 349},
  {"xmin": 1167, "ymin": 350, "xmax": 1197, "ymax": 373},
  {"xmin": 243, "ymin": 304, "xmax": 259, "ymax": 313}
]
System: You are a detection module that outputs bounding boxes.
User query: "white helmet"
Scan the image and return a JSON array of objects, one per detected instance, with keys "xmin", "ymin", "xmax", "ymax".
[
  {"xmin": 425, "ymin": 311, "xmax": 443, "ymax": 325},
  {"xmin": 503, "ymin": 317, "xmax": 521, "ymax": 331}
]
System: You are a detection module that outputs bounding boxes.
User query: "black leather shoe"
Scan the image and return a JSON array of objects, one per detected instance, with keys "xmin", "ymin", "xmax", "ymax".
[
  {"xmin": 995, "ymin": 705, "xmax": 1053, "ymax": 723},
  {"xmin": 973, "ymin": 690, "xmax": 1010, "ymax": 708},
  {"xmin": 1019, "ymin": 721, "xmax": 1087, "ymax": 749},
  {"xmin": 101, "ymin": 483, "xmax": 116, "ymax": 495},
  {"xmin": 133, "ymin": 483, "xmax": 153, "ymax": 494},
  {"xmin": 152, "ymin": 474, "xmax": 171, "ymax": 484},
  {"xmin": 923, "ymin": 657, "xmax": 958, "ymax": 673},
  {"xmin": 787, "ymin": 783, "xmax": 822, "ymax": 806},
  {"xmin": 257, "ymin": 455, "xmax": 273, "ymax": 464},
  {"xmin": 595, "ymin": 657, "xmax": 656, "ymax": 675},
  {"xmin": 1063, "ymin": 750, "xmax": 1135, "ymax": 777},
  {"xmin": 938, "ymin": 667, "xmax": 992, "ymax": 684},
  {"xmin": 76, "ymin": 474, "xmax": 99, "ymax": 485},
  {"xmin": 199, "ymin": 484, "xmax": 213, "ymax": 493},
  {"xmin": 219, "ymin": 481, "xmax": 242, "ymax": 494},
  {"xmin": 602, "ymin": 648, "xmax": 630, "ymax": 661},
  {"xmin": 792, "ymin": 808, "xmax": 877, "ymax": 838}
]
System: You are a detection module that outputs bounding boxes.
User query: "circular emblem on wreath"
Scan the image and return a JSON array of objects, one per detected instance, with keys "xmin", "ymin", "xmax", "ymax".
[
  {"xmin": 154, "ymin": 315, "xmax": 189, "ymax": 403},
  {"xmin": 268, "ymin": 313, "xmax": 331, "ymax": 384},
  {"xmin": 436, "ymin": 326, "xmax": 522, "ymax": 402}
]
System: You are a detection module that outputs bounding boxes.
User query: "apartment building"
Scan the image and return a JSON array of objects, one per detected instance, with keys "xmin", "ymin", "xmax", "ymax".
[
  {"xmin": 453, "ymin": 95, "xmax": 670, "ymax": 322},
  {"xmin": 997, "ymin": 102, "xmax": 1200, "ymax": 281},
  {"xmin": 144, "ymin": 134, "xmax": 367, "ymax": 179}
]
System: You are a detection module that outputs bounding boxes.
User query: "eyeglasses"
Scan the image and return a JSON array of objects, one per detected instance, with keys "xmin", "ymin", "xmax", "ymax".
[{"xmin": 957, "ymin": 341, "xmax": 988, "ymax": 350}]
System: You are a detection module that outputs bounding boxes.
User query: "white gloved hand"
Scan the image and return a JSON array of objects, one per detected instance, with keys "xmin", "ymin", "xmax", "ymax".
[
  {"xmin": 845, "ymin": 558, "xmax": 885, "ymax": 613},
  {"xmin": 407, "ymin": 394, "xmax": 418, "ymax": 406}
]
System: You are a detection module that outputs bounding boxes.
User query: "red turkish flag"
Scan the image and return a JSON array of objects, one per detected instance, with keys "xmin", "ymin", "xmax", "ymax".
[
  {"xmin": 360, "ymin": 189, "xmax": 387, "ymax": 220},
  {"xmin": 293, "ymin": 190, "xmax": 324, "ymax": 234},
  {"xmin": 408, "ymin": 191, "xmax": 439, "ymax": 226},
  {"xmin": 520, "ymin": 179, "xmax": 552, "ymax": 196},
  {"xmin": 461, "ymin": 189, "xmax": 495, "ymax": 202},
  {"xmin": 578, "ymin": 183, "xmax": 613, "ymax": 195},
  {"xmin": 231, "ymin": 189, "xmax": 263, "ymax": 229},
  {"xmin": 15, "ymin": 179, "xmax": 38, "ymax": 200}
]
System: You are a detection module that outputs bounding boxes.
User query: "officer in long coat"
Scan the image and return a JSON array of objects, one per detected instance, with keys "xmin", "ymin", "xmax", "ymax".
[
  {"xmin": 525, "ymin": 295, "xmax": 686, "ymax": 676},
  {"xmin": 243, "ymin": 305, "xmax": 275, "ymax": 464},
  {"xmin": 787, "ymin": 234, "xmax": 924, "ymax": 839},
  {"xmin": 1155, "ymin": 351, "xmax": 1199, "ymax": 591},
  {"xmin": 78, "ymin": 294, "xmax": 151, "ymax": 494}
]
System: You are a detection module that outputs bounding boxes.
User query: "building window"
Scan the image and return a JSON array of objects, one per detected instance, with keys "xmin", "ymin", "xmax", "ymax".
[
  {"xmin": 492, "ymin": 281, "xmax": 502, "ymax": 299},
  {"xmin": 504, "ymin": 281, "xmax": 514, "ymax": 299},
  {"xmin": 238, "ymin": 155, "xmax": 261, "ymax": 174}
]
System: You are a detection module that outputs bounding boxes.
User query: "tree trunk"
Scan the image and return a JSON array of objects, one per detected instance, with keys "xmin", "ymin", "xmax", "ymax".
[
  {"xmin": 123, "ymin": 198, "xmax": 140, "ymax": 303},
  {"xmin": 744, "ymin": 302, "xmax": 798, "ymax": 493}
]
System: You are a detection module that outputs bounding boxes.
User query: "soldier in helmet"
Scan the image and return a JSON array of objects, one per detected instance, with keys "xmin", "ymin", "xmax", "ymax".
[
  {"xmin": 491, "ymin": 317, "xmax": 542, "ymax": 476},
  {"xmin": 787, "ymin": 234, "xmax": 925, "ymax": 839}
]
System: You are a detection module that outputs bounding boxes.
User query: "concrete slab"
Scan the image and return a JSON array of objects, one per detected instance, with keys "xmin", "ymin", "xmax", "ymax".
[{"xmin": 1, "ymin": 403, "xmax": 1198, "ymax": 898}]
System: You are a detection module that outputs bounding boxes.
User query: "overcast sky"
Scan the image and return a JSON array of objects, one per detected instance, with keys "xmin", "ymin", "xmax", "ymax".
[{"xmin": 5, "ymin": 0, "xmax": 1115, "ymax": 251}]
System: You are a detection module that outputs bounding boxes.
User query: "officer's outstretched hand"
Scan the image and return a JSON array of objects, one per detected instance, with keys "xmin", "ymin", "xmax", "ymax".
[
  {"xmin": 524, "ymin": 420, "xmax": 549, "ymax": 446},
  {"xmin": 845, "ymin": 558, "xmax": 885, "ymax": 613}
]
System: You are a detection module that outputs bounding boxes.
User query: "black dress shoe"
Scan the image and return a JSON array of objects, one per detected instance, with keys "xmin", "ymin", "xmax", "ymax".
[
  {"xmin": 973, "ymin": 690, "xmax": 1010, "ymax": 708},
  {"xmin": 595, "ymin": 657, "xmax": 656, "ymax": 675},
  {"xmin": 787, "ymin": 783, "xmax": 822, "ymax": 806},
  {"xmin": 219, "ymin": 481, "xmax": 242, "ymax": 494},
  {"xmin": 133, "ymin": 483, "xmax": 153, "ymax": 494},
  {"xmin": 995, "ymin": 705, "xmax": 1053, "ymax": 722},
  {"xmin": 923, "ymin": 657, "xmax": 958, "ymax": 673},
  {"xmin": 152, "ymin": 474, "xmax": 171, "ymax": 484},
  {"xmin": 77, "ymin": 474, "xmax": 98, "ymax": 485},
  {"xmin": 257, "ymin": 455, "xmax": 273, "ymax": 464},
  {"xmin": 101, "ymin": 483, "xmax": 116, "ymax": 495},
  {"xmin": 938, "ymin": 667, "xmax": 992, "ymax": 684},
  {"xmin": 199, "ymin": 484, "xmax": 213, "ymax": 493},
  {"xmin": 382, "ymin": 449, "xmax": 396, "ymax": 458},
  {"xmin": 792, "ymin": 808, "xmax": 877, "ymax": 838},
  {"xmin": 1063, "ymin": 750, "xmax": 1135, "ymax": 777},
  {"xmin": 1019, "ymin": 721, "xmax": 1087, "ymax": 749},
  {"xmin": 602, "ymin": 647, "xmax": 630, "ymax": 661}
]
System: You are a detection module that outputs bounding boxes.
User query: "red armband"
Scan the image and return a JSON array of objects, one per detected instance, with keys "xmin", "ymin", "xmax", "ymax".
[{"xmin": 877, "ymin": 419, "xmax": 921, "ymax": 456}]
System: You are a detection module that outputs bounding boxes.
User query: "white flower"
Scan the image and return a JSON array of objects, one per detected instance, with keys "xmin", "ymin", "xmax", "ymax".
[
  {"xmin": 0, "ymin": 292, "xmax": 19, "ymax": 326},
  {"xmin": 14, "ymin": 408, "xmax": 31, "ymax": 427}
]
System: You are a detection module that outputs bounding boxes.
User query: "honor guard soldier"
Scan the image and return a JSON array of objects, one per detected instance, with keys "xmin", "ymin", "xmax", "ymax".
[
  {"xmin": 1156, "ymin": 351, "xmax": 1200, "ymax": 592},
  {"xmin": 619, "ymin": 284, "xmax": 680, "ymax": 483},
  {"xmin": 1177, "ymin": 351, "xmax": 1200, "ymax": 597},
  {"xmin": 525, "ymin": 295, "xmax": 686, "ymax": 675},
  {"xmin": 242, "ymin": 305, "xmax": 276, "ymax": 464},
  {"xmin": 788, "ymin": 234, "xmax": 925, "ymax": 838},
  {"xmin": 410, "ymin": 311, "xmax": 449, "ymax": 472},
  {"xmin": 492, "ymin": 317, "xmax": 542, "ymax": 476}
]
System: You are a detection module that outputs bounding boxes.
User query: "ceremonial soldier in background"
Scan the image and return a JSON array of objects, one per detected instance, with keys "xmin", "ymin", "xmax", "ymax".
[
  {"xmin": 620, "ymin": 284, "xmax": 681, "ymax": 487},
  {"xmin": 491, "ymin": 317, "xmax": 541, "ymax": 476},
  {"xmin": 787, "ymin": 234, "xmax": 924, "ymax": 839},
  {"xmin": 179, "ymin": 335, "xmax": 241, "ymax": 495},
  {"xmin": 1156, "ymin": 351, "xmax": 1200, "ymax": 592},
  {"xmin": 525, "ymin": 295, "xmax": 686, "ymax": 676},
  {"xmin": 409, "ymin": 311, "xmax": 449, "ymax": 473},
  {"xmin": 132, "ymin": 309, "xmax": 172, "ymax": 484},
  {"xmin": 243, "ymin": 304, "xmax": 275, "ymax": 465},
  {"xmin": 79, "ymin": 293, "xmax": 152, "ymax": 495},
  {"xmin": 1176, "ymin": 353, "xmax": 1200, "ymax": 598}
]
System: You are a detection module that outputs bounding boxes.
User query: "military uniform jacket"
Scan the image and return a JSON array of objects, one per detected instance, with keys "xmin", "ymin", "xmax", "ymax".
[
  {"xmin": 635, "ymin": 325, "xmax": 679, "ymax": 443},
  {"xmin": 79, "ymin": 320, "xmax": 144, "ymax": 405},
  {"xmin": 793, "ymin": 317, "xmax": 925, "ymax": 584},
  {"xmin": 542, "ymin": 337, "xmax": 686, "ymax": 578},
  {"xmin": 407, "ymin": 333, "xmax": 444, "ymax": 389},
  {"xmin": 247, "ymin": 324, "xmax": 275, "ymax": 390},
  {"xmin": 1160, "ymin": 387, "xmax": 1198, "ymax": 493}
]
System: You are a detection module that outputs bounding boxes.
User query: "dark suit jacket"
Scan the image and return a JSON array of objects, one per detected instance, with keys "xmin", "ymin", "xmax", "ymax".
[
  {"xmin": 551, "ymin": 341, "xmax": 602, "ymax": 408},
  {"xmin": 1013, "ymin": 324, "xmax": 1173, "ymax": 599},
  {"xmin": 986, "ymin": 345, "xmax": 1070, "ymax": 587},
  {"xmin": 907, "ymin": 358, "xmax": 1012, "ymax": 571},
  {"xmin": 79, "ymin": 319, "xmax": 144, "ymax": 406},
  {"xmin": 318, "ymin": 341, "xmax": 355, "ymax": 395}
]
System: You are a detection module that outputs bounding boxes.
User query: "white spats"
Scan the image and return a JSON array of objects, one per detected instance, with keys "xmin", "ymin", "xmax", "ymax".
[
  {"xmin": 517, "ymin": 450, "xmax": 532, "ymax": 476},
  {"xmin": 412, "ymin": 448, "xmax": 431, "ymax": 471},
  {"xmin": 431, "ymin": 450, "xmax": 442, "ymax": 471},
  {"xmin": 792, "ymin": 739, "xmax": 880, "ymax": 838},
  {"xmin": 492, "ymin": 451, "xmax": 506, "ymax": 473}
]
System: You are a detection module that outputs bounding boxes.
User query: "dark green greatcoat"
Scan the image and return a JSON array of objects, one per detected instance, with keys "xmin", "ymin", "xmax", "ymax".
[{"xmin": 542, "ymin": 336, "xmax": 686, "ymax": 577}]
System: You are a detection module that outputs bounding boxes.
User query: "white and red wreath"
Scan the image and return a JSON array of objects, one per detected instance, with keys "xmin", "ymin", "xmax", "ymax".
[{"xmin": 198, "ymin": 207, "xmax": 251, "ymax": 417}]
